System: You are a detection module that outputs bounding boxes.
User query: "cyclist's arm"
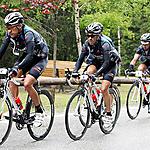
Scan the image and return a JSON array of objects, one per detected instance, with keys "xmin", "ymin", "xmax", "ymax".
[
  {"xmin": 0, "ymin": 35, "xmax": 10, "ymax": 59},
  {"xmin": 130, "ymin": 53, "xmax": 140, "ymax": 66},
  {"xmin": 74, "ymin": 44, "xmax": 88, "ymax": 72}
]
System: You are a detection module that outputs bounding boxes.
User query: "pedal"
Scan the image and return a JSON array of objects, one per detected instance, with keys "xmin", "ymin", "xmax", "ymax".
[{"xmin": 24, "ymin": 116, "xmax": 35, "ymax": 125}]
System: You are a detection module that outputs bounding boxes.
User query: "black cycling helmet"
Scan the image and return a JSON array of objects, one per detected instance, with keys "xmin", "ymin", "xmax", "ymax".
[
  {"xmin": 85, "ymin": 22, "xmax": 103, "ymax": 35},
  {"xmin": 140, "ymin": 33, "xmax": 150, "ymax": 44},
  {"xmin": 4, "ymin": 12, "xmax": 24, "ymax": 26}
]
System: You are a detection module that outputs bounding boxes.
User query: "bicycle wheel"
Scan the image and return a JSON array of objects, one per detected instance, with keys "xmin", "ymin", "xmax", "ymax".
[
  {"xmin": 0, "ymin": 96, "xmax": 12, "ymax": 145},
  {"xmin": 99, "ymin": 88, "xmax": 118, "ymax": 134},
  {"xmin": 27, "ymin": 90, "xmax": 54, "ymax": 141},
  {"xmin": 126, "ymin": 81, "xmax": 142, "ymax": 119},
  {"xmin": 65, "ymin": 90, "xmax": 90, "ymax": 140},
  {"xmin": 111, "ymin": 84, "xmax": 121, "ymax": 120}
]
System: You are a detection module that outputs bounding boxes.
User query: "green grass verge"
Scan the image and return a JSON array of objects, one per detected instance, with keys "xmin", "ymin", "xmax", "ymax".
[{"xmin": 8, "ymin": 84, "xmax": 132, "ymax": 113}]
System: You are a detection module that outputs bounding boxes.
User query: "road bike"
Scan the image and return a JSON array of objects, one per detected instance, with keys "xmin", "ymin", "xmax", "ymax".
[
  {"xmin": 65, "ymin": 72, "xmax": 120, "ymax": 140},
  {"xmin": 125, "ymin": 70, "xmax": 150, "ymax": 119},
  {"xmin": 0, "ymin": 68, "xmax": 55, "ymax": 145}
]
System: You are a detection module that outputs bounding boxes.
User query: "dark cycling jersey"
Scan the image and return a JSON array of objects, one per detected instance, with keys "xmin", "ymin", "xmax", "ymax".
[
  {"xmin": 0, "ymin": 24, "xmax": 49, "ymax": 70},
  {"xmin": 74, "ymin": 35, "xmax": 120, "ymax": 75},
  {"xmin": 136, "ymin": 45, "xmax": 150, "ymax": 56},
  {"xmin": 136, "ymin": 45, "xmax": 150, "ymax": 66}
]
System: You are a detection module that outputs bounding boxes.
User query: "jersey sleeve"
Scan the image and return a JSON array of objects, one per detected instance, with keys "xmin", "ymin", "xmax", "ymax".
[
  {"xmin": 0, "ymin": 34, "xmax": 10, "ymax": 59},
  {"xmin": 136, "ymin": 46, "xmax": 143, "ymax": 55},
  {"xmin": 74, "ymin": 42, "xmax": 88, "ymax": 71}
]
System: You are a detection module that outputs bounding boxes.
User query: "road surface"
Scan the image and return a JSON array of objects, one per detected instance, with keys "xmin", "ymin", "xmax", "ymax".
[{"xmin": 1, "ymin": 107, "xmax": 150, "ymax": 150}]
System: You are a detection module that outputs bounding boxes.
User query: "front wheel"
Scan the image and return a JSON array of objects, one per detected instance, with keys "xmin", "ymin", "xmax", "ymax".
[
  {"xmin": 27, "ymin": 90, "xmax": 55, "ymax": 141},
  {"xmin": 65, "ymin": 90, "xmax": 90, "ymax": 140},
  {"xmin": 99, "ymin": 88, "xmax": 118, "ymax": 134},
  {"xmin": 0, "ymin": 97, "xmax": 12, "ymax": 145},
  {"xmin": 126, "ymin": 81, "xmax": 142, "ymax": 119}
]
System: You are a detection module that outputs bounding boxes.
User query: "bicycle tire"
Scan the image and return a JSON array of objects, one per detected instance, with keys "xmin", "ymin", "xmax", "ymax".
[
  {"xmin": 126, "ymin": 81, "xmax": 142, "ymax": 119},
  {"xmin": 111, "ymin": 84, "xmax": 121, "ymax": 120},
  {"xmin": 0, "ymin": 97, "xmax": 13, "ymax": 145},
  {"xmin": 99, "ymin": 88, "xmax": 118, "ymax": 134},
  {"xmin": 65, "ymin": 90, "xmax": 90, "ymax": 140},
  {"xmin": 27, "ymin": 89, "xmax": 54, "ymax": 141}
]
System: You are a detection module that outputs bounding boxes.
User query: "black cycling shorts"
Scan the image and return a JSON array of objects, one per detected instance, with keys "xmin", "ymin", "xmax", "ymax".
[
  {"xmin": 22, "ymin": 57, "xmax": 48, "ymax": 79},
  {"xmin": 95, "ymin": 62, "xmax": 117, "ymax": 83},
  {"xmin": 143, "ymin": 60, "xmax": 150, "ymax": 68},
  {"xmin": 103, "ymin": 65, "xmax": 117, "ymax": 83}
]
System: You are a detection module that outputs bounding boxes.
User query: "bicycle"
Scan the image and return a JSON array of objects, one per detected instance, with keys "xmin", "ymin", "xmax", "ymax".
[
  {"xmin": 125, "ymin": 70, "xmax": 150, "ymax": 119},
  {"xmin": 0, "ymin": 68, "xmax": 55, "ymax": 145},
  {"xmin": 65, "ymin": 71, "xmax": 120, "ymax": 140}
]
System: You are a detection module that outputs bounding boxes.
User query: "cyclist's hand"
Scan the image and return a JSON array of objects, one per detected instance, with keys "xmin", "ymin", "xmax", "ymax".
[
  {"xmin": 90, "ymin": 74, "xmax": 96, "ymax": 82},
  {"xmin": 9, "ymin": 66, "xmax": 18, "ymax": 77},
  {"xmin": 72, "ymin": 70, "xmax": 79, "ymax": 78},
  {"xmin": 128, "ymin": 64, "xmax": 134, "ymax": 72}
]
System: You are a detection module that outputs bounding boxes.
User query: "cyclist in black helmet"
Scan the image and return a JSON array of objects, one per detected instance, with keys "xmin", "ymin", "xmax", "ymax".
[
  {"xmin": 0, "ymin": 12, "xmax": 49, "ymax": 127},
  {"xmin": 127, "ymin": 33, "xmax": 150, "ymax": 106},
  {"xmin": 72, "ymin": 22, "xmax": 121, "ymax": 128}
]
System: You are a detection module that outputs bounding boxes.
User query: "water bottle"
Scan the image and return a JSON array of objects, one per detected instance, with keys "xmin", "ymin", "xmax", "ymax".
[
  {"xmin": 144, "ymin": 85, "xmax": 147, "ymax": 94},
  {"xmin": 15, "ymin": 97, "xmax": 23, "ymax": 110},
  {"xmin": 91, "ymin": 93, "xmax": 97, "ymax": 106}
]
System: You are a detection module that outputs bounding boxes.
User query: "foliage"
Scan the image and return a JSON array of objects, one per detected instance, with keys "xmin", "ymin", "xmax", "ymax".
[{"xmin": 0, "ymin": 0, "xmax": 150, "ymax": 74}]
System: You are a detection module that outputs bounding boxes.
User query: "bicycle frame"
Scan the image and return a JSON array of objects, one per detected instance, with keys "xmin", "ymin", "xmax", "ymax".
[
  {"xmin": 78, "ymin": 75, "xmax": 101, "ymax": 116},
  {"xmin": 137, "ymin": 78, "xmax": 148, "ymax": 101}
]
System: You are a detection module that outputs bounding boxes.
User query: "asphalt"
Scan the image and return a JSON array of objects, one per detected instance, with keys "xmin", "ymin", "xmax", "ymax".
[{"xmin": 1, "ymin": 107, "xmax": 150, "ymax": 150}]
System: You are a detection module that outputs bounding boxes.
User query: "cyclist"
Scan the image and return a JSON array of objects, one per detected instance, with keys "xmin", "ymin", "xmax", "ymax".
[
  {"xmin": 127, "ymin": 33, "xmax": 150, "ymax": 106},
  {"xmin": 72, "ymin": 22, "xmax": 121, "ymax": 128},
  {"xmin": 0, "ymin": 12, "xmax": 49, "ymax": 127}
]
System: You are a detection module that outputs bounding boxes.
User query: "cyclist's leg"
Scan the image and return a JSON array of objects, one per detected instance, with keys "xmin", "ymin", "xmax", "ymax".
[
  {"xmin": 101, "ymin": 65, "xmax": 117, "ymax": 128},
  {"xmin": 86, "ymin": 64, "xmax": 97, "ymax": 74},
  {"xmin": 138, "ymin": 63, "xmax": 147, "ymax": 72},
  {"xmin": 8, "ymin": 69, "xmax": 23, "ymax": 98},
  {"xmin": 102, "ymin": 65, "xmax": 116, "ymax": 114},
  {"xmin": 138, "ymin": 63, "xmax": 149, "ymax": 106},
  {"xmin": 25, "ymin": 58, "xmax": 48, "ymax": 127},
  {"xmin": 8, "ymin": 81, "xmax": 19, "ymax": 98},
  {"xmin": 25, "ymin": 58, "xmax": 48, "ymax": 109}
]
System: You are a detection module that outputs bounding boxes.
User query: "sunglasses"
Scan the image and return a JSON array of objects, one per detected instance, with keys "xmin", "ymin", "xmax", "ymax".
[
  {"xmin": 86, "ymin": 34, "xmax": 96, "ymax": 38},
  {"xmin": 6, "ymin": 25, "xmax": 17, "ymax": 30}
]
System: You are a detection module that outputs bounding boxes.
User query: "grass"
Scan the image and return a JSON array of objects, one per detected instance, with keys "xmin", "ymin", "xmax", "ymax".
[
  {"xmin": 54, "ymin": 84, "xmax": 132, "ymax": 113},
  {"xmin": 117, "ymin": 84, "xmax": 132, "ymax": 106},
  {"xmin": 2, "ymin": 84, "xmax": 131, "ymax": 113}
]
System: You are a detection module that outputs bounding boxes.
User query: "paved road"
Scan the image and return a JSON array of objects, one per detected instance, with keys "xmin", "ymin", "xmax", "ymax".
[{"xmin": 1, "ymin": 107, "xmax": 150, "ymax": 150}]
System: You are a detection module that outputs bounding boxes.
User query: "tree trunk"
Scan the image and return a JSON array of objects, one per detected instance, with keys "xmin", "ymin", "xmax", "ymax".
[
  {"xmin": 73, "ymin": 0, "xmax": 82, "ymax": 56},
  {"xmin": 53, "ymin": 32, "xmax": 57, "ymax": 77}
]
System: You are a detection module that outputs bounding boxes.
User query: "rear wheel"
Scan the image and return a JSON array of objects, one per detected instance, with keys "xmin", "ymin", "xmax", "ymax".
[
  {"xmin": 65, "ymin": 90, "xmax": 90, "ymax": 140},
  {"xmin": 126, "ymin": 81, "xmax": 142, "ymax": 119},
  {"xmin": 111, "ymin": 84, "xmax": 121, "ymax": 120},
  {"xmin": 27, "ymin": 90, "xmax": 54, "ymax": 141},
  {"xmin": 0, "ymin": 96, "xmax": 12, "ymax": 145}
]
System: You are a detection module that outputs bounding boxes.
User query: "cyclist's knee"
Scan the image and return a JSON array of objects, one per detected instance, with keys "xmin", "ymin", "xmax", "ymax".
[
  {"xmin": 101, "ymin": 88, "xmax": 109, "ymax": 95},
  {"xmin": 101, "ymin": 80, "xmax": 111, "ymax": 94},
  {"xmin": 138, "ymin": 64, "xmax": 147, "ymax": 71},
  {"xmin": 8, "ymin": 80, "xmax": 17, "ymax": 88},
  {"xmin": 86, "ymin": 65, "xmax": 97, "ymax": 74},
  {"xmin": 24, "ymin": 80, "xmax": 33, "ymax": 91}
]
